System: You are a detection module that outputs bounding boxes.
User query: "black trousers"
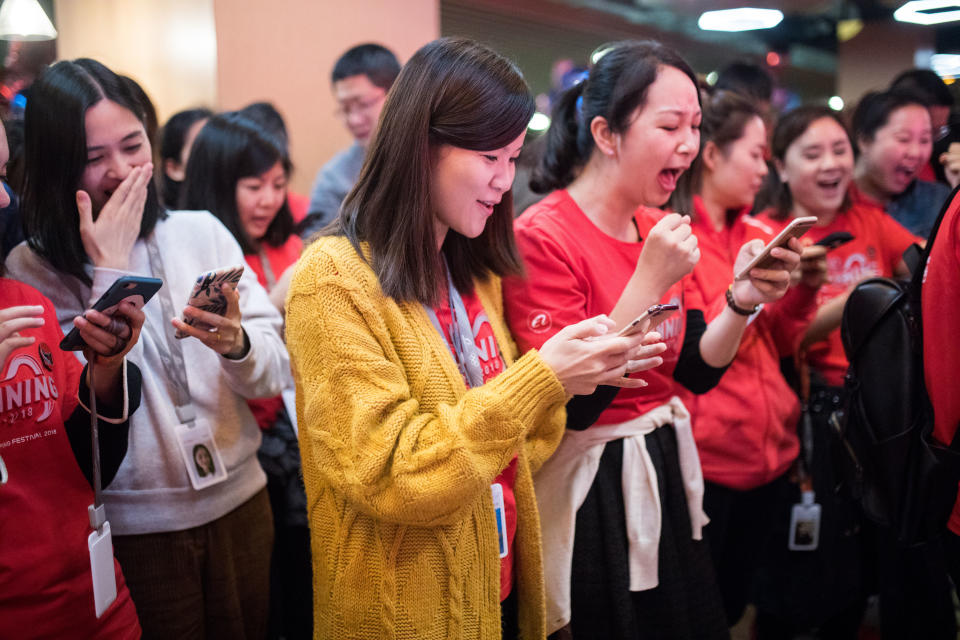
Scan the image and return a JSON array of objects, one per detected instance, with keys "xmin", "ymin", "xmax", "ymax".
[{"xmin": 702, "ymin": 474, "xmax": 790, "ymax": 627}]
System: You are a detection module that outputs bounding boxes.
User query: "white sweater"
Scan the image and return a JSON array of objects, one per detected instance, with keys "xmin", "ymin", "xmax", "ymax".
[{"xmin": 5, "ymin": 211, "xmax": 290, "ymax": 534}]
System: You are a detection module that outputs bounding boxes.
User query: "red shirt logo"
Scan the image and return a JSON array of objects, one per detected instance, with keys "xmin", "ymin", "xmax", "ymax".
[{"xmin": 527, "ymin": 310, "xmax": 552, "ymax": 334}]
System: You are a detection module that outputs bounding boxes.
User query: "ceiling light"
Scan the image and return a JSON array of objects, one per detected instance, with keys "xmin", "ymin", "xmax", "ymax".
[
  {"xmin": 705, "ymin": 71, "xmax": 718, "ymax": 86},
  {"xmin": 894, "ymin": 1, "xmax": 960, "ymax": 25},
  {"xmin": 931, "ymin": 53, "xmax": 960, "ymax": 77},
  {"xmin": 529, "ymin": 112, "xmax": 551, "ymax": 132},
  {"xmin": 828, "ymin": 96, "xmax": 845, "ymax": 111},
  {"xmin": 698, "ymin": 8, "xmax": 784, "ymax": 32},
  {"xmin": 0, "ymin": 0, "xmax": 57, "ymax": 41}
]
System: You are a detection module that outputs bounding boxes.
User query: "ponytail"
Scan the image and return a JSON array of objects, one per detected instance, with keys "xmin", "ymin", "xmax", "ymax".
[{"xmin": 530, "ymin": 81, "xmax": 588, "ymax": 193}]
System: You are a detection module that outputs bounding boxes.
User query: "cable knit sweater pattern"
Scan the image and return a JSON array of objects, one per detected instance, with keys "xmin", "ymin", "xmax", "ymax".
[{"xmin": 285, "ymin": 236, "xmax": 567, "ymax": 640}]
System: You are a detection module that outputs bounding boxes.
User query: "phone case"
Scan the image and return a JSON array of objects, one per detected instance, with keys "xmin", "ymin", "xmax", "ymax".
[
  {"xmin": 59, "ymin": 276, "xmax": 163, "ymax": 351},
  {"xmin": 174, "ymin": 265, "xmax": 245, "ymax": 338}
]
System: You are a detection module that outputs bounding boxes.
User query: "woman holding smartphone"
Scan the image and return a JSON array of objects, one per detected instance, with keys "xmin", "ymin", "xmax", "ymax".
[
  {"xmin": 285, "ymin": 37, "xmax": 665, "ymax": 639},
  {"xmin": 5, "ymin": 58, "xmax": 290, "ymax": 639},
  {"xmin": 751, "ymin": 106, "xmax": 954, "ymax": 639},
  {"xmin": 0, "ymin": 116, "xmax": 147, "ymax": 637},
  {"xmin": 181, "ymin": 111, "xmax": 311, "ymax": 640},
  {"xmin": 501, "ymin": 41, "xmax": 801, "ymax": 639},
  {"xmin": 668, "ymin": 90, "xmax": 826, "ymax": 628}
]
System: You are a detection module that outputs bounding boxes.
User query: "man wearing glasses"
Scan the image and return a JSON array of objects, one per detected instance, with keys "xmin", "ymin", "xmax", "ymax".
[{"xmin": 301, "ymin": 43, "xmax": 401, "ymax": 238}]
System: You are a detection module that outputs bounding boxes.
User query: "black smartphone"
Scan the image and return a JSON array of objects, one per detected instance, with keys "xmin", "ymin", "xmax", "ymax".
[
  {"xmin": 814, "ymin": 231, "xmax": 854, "ymax": 251},
  {"xmin": 59, "ymin": 275, "xmax": 163, "ymax": 351}
]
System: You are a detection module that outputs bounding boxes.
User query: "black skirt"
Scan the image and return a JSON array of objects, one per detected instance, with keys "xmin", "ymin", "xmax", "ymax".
[{"xmin": 564, "ymin": 425, "xmax": 729, "ymax": 640}]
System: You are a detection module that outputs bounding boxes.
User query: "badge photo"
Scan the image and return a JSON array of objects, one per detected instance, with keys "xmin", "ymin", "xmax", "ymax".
[{"xmin": 175, "ymin": 419, "xmax": 228, "ymax": 490}]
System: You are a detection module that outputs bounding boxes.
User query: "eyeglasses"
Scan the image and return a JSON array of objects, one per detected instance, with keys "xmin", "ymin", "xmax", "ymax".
[{"xmin": 334, "ymin": 93, "xmax": 385, "ymax": 119}]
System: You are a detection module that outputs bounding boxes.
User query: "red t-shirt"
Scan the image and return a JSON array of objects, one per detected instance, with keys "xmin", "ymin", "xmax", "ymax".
[
  {"xmin": 683, "ymin": 199, "xmax": 815, "ymax": 489},
  {"xmin": 504, "ymin": 190, "xmax": 700, "ymax": 423},
  {"xmin": 920, "ymin": 193, "xmax": 960, "ymax": 534},
  {"xmin": 244, "ymin": 233, "xmax": 302, "ymax": 429},
  {"xmin": 755, "ymin": 202, "xmax": 918, "ymax": 387},
  {"xmin": 0, "ymin": 279, "xmax": 139, "ymax": 639},
  {"xmin": 431, "ymin": 287, "xmax": 518, "ymax": 601}
]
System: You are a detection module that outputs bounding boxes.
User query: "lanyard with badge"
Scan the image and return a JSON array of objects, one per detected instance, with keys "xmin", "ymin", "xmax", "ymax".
[
  {"xmin": 85, "ymin": 355, "xmax": 120, "ymax": 618},
  {"xmin": 145, "ymin": 233, "xmax": 228, "ymax": 491},
  {"xmin": 425, "ymin": 259, "xmax": 508, "ymax": 559}
]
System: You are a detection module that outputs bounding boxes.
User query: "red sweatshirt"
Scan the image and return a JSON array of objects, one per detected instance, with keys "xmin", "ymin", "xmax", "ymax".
[
  {"xmin": 920, "ymin": 192, "xmax": 960, "ymax": 534},
  {"xmin": 503, "ymin": 190, "xmax": 701, "ymax": 423},
  {"xmin": 0, "ymin": 279, "xmax": 140, "ymax": 639},
  {"xmin": 755, "ymin": 202, "xmax": 917, "ymax": 387},
  {"xmin": 682, "ymin": 198, "xmax": 816, "ymax": 489}
]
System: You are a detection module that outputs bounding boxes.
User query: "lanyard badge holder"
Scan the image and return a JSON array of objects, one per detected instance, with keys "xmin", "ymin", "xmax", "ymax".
[
  {"xmin": 86, "ymin": 356, "xmax": 118, "ymax": 618},
  {"xmin": 145, "ymin": 235, "xmax": 228, "ymax": 491},
  {"xmin": 425, "ymin": 260, "xmax": 509, "ymax": 559},
  {"xmin": 788, "ymin": 350, "xmax": 822, "ymax": 551}
]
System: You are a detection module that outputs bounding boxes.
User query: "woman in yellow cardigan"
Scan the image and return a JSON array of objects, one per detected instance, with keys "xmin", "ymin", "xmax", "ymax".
[{"xmin": 285, "ymin": 38, "xmax": 667, "ymax": 640}]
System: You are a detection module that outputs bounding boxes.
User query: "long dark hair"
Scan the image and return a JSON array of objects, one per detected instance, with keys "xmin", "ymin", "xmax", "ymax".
[
  {"xmin": 671, "ymin": 90, "xmax": 763, "ymax": 217},
  {"xmin": 768, "ymin": 105, "xmax": 852, "ymax": 220},
  {"xmin": 531, "ymin": 40, "xmax": 699, "ymax": 194},
  {"xmin": 335, "ymin": 37, "xmax": 533, "ymax": 305},
  {"xmin": 21, "ymin": 58, "xmax": 165, "ymax": 286},
  {"xmin": 180, "ymin": 111, "xmax": 294, "ymax": 254},
  {"xmin": 159, "ymin": 107, "xmax": 212, "ymax": 208}
]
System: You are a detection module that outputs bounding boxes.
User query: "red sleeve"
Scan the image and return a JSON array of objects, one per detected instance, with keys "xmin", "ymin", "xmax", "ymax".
[
  {"xmin": 877, "ymin": 210, "xmax": 921, "ymax": 273},
  {"xmin": 762, "ymin": 283, "xmax": 819, "ymax": 357},
  {"xmin": 503, "ymin": 227, "xmax": 589, "ymax": 352}
]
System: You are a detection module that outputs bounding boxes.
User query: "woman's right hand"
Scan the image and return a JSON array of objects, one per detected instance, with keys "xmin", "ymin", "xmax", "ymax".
[
  {"xmin": 77, "ymin": 163, "xmax": 153, "ymax": 270},
  {"xmin": 0, "ymin": 305, "xmax": 44, "ymax": 370},
  {"xmin": 538, "ymin": 315, "xmax": 667, "ymax": 396},
  {"xmin": 634, "ymin": 213, "xmax": 700, "ymax": 294}
]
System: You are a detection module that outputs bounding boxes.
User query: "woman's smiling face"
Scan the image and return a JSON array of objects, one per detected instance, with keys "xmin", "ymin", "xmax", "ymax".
[{"xmin": 779, "ymin": 116, "xmax": 854, "ymax": 219}]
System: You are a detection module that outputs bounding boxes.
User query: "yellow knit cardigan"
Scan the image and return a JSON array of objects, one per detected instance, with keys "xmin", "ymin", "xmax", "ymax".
[{"xmin": 286, "ymin": 236, "xmax": 567, "ymax": 640}]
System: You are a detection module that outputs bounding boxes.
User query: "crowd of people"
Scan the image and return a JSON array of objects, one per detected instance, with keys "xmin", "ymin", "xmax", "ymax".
[{"xmin": 1, "ymin": 33, "xmax": 959, "ymax": 640}]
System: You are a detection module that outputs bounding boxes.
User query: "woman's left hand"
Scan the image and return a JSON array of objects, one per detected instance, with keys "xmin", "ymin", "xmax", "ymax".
[
  {"xmin": 731, "ymin": 237, "xmax": 802, "ymax": 307},
  {"xmin": 171, "ymin": 284, "xmax": 248, "ymax": 358},
  {"xmin": 72, "ymin": 300, "xmax": 145, "ymax": 366}
]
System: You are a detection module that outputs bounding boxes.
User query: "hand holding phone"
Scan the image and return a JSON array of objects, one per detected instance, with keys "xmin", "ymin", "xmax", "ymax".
[
  {"xmin": 735, "ymin": 216, "xmax": 818, "ymax": 281},
  {"xmin": 618, "ymin": 303, "xmax": 680, "ymax": 337},
  {"xmin": 172, "ymin": 265, "xmax": 248, "ymax": 358},
  {"xmin": 174, "ymin": 265, "xmax": 244, "ymax": 339},
  {"xmin": 60, "ymin": 276, "xmax": 162, "ymax": 351}
]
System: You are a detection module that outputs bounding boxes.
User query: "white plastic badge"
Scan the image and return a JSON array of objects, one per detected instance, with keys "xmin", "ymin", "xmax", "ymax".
[
  {"xmin": 88, "ymin": 521, "xmax": 117, "ymax": 618},
  {"xmin": 175, "ymin": 419, "xmax": 228, "ymax": 490},
  {"xmin": 491, "ymin": 483, "xmax": 508, "ymax": 559},
  {"xmin": 788, "ymin": 490, "xmax": 822, "ymax": 551}
]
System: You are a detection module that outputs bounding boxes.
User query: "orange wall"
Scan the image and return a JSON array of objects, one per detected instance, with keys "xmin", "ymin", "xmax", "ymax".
[
  {"xmin": 837, "ymin": 21, "xmax": 933, "ymax": 113},
  {"xmin": 54, "ymin": 0, "xmax": 439, "ymax": 195},
  {"xmin": 213, "ymin": 0, "xmax": 440, "ymax": 194},
  {"xmin": 55, "ymin": 0, "xmax": 218, "ymax": 124}
]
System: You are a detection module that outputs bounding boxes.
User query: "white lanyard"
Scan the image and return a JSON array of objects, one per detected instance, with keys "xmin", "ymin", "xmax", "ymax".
[
  {"xmin": 144, "ymin": 232, "xmax": 196, "ymax": 424},
  {"xmin": 424, "ymin": 260, "xmax": 486, "ymax": 389}
]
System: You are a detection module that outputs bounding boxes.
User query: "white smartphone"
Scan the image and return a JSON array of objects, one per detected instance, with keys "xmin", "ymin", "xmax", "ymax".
[
  {"xmin": 735, "ymin": 216, "xmax": 818, "ymax": 280},
  {"xmin": 174, "ymin": 264, "xmax": 244, "ymax": 339}
]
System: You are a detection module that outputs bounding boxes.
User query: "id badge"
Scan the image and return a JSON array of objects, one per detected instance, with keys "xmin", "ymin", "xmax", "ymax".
[
  {"xmin": 788, "ymin": 490, "xmax": 822, "ymax": 551},
  {"xmin": 491, "ymin": 483, "xmax": 508, "ymax": 559},
  {"xmin": 175, "ymin": 419, "xmax": 228, "ymax": 490},
  {"xmin": 88, "ymin": 521, "xmax": 117, "ymax": 618}
]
